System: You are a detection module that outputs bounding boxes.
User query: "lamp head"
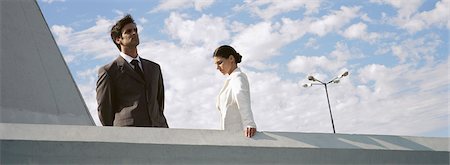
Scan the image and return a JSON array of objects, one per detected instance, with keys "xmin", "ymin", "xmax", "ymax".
[
  {"xmin": 303, "ymin": 83, "xmax": 312, "ymax": 88},
  {"xmin": 308, "ymin": 75, "xmax": 316, "ymax": 81},
  {"xmin": 341, "ymin": 71, "xmax": 349, "ymax": 77}
]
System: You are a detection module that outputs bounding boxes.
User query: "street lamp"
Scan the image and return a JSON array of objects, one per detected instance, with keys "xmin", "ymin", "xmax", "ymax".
[{"xmin": 303, "ymin": 71, "xmax": 349, "ymax": 134}]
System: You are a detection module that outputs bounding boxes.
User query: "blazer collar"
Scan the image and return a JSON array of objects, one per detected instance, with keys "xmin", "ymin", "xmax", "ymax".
[
  {"xmin": 227, "ymin": 67, "xmax": 241, "ymax": 80},
  {"xmin": 120, "ymin": 52, "xmax": 142, "ymax": 64},
  {"xmin": 116, "ymin": 56, "xmax": 145, "ymax": 84},
  {"xmin": 218, "ymin": 67, "xmax": 242, "ymax": 96}
]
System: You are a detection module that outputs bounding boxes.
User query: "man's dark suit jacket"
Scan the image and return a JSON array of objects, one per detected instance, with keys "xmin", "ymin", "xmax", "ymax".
[{"xmin": 96, "ymin": 56, "xmax": 168, "ymax": 127}]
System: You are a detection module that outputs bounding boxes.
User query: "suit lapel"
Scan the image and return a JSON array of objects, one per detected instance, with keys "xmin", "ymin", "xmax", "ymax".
[
  {"xmin": 216, "ymin": 78, "xmax": 231, "ymax": 111},
  {"xmin": 116, "ymin": 56, "xmax": 145, "ymax": 84},
  {"xmin": 140, "ymin": 58, "xmax": 151, "ymax": 83}
]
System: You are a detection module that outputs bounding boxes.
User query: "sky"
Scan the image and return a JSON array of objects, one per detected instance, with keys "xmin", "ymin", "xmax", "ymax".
[{"xmin": 37, "ymin": 0, "xmax": 449, "ymax": 137}]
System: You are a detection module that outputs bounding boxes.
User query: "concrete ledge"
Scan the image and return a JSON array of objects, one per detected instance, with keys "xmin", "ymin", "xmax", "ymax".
[{"xmin": 1, "ymin": 123, "xmax": 449, "ymax": 164}]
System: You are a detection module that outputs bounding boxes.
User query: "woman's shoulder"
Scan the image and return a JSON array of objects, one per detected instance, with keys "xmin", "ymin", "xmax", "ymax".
[
  {"xmin": 230, "ymin": 71, "xmax": 250, "ymax": 88},
  {"xmin": 230, "ymin": 69, "xmax": 248, "ymax": 80}
]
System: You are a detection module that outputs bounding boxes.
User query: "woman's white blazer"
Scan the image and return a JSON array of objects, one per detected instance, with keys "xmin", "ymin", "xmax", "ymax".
[{"xmin": 216, "ymin": 68, "xmax": 256, "ymax": 131}]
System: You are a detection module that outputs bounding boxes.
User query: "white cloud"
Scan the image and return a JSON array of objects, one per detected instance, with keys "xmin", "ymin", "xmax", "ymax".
[
  {"xmin": 412, "ymin": 0, "xmax": 450, "ymax": 30},
  {"xmin": 234, "ymin": 0, "xmax": 322, "ymax": 20},
  {"xmin": 75, "ymin": 67, "xmax": 101, "ymax": 125},
  {"xmin": 372, "ymin": 0, "xmax": 449, "ymax": 33},
  {"xmin": 51, "ymin": 17, "xmax": 117, "ymax": 60},
  {"xmin": 230, "ymin": 18, "xmax": 311, "ymax": 69},
  {"xmin": 287, "ymin": 42, "xmax": 355, "ymax": 76},
  {"xmin": 41, "ymin": 0, "xmax": 65, "ymax": 3},
  {"xmin": 139, "ymin": 17, "xmax": 148, "ymax": 24},
  {"xmin": 62, "ymin": 54, "xmax": 76, "ymax": 64},
  {"xmin": 360, "ymin": 13, "xmax": 375, "ymax": 23},
  {"xmin": 305, "ymin": 38, "xmax": 319, "ymax": 49},
  {"xmin": 370, "ymin": 0, "xmax": 423, "ymax": 18},
  {"xmin": 288, "ymin": 56, "xmax": 334, "ymax": 74},
  {"xmin": 390, "ymin": 34, "xmax": 441, "ymax": 63},
  {"xmin": 151, "ymin": 0, "xmax": 215, "ymax": 12},
  {"xmin": 51, "ymin": 25, "xmax": 73, "ymax": 44},
  {"xmin": 348, "ymin": 60, "xmax": 449, "ymax": 135},
  {"xmin": 231, "ymin": 22, "xmax": 284, "ymax": 66},
  {"xmin": 309, "ymin": 6, "xmax": 361, "ymax": 36},
  {"xmin": 341, "ymin": 22, "xmax": 379, "ymax": 43},
  {"xmin": 164, "ymin": 13, "xmax": 229, "ymax": 47}
]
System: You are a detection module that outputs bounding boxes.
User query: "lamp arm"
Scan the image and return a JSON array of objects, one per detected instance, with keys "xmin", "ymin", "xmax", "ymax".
[
  {"xmin": 327, "ymin": 77, "xmax": 339, "ymax": 84},
  {"xmin": 315, "ymin": 79, "xmax": 325, "ymax": 84}
]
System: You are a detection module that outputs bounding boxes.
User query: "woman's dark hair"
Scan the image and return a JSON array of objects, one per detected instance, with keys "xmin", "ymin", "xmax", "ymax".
[
  {"xmin": 213, "ymin": 45, "xmax": 242, "ymax": 63},
  {"xmin": 110, "ymin": 14, "xmax": 135, "ymax": 51}
]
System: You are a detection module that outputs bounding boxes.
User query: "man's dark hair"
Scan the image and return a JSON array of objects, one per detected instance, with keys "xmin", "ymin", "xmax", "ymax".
[{"xmin": 110, "ymin": 14, "xmax": 136, "ymax": 51}]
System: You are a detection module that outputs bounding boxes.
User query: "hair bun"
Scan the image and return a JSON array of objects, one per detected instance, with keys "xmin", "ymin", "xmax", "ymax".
[{"xmin": 235, "ymin": 53, "xmax": 242, "ymax": 63}]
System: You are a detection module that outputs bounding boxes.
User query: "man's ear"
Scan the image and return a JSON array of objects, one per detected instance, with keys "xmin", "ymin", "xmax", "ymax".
[{"xmin": 114, "ymin": 36, "xmax": 121, "ymax": 45}]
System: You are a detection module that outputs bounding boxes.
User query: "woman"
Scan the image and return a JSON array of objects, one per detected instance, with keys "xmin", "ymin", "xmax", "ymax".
[{"xmin": 213, "ymin": 45, "xmax": 257, "ymax": 138}]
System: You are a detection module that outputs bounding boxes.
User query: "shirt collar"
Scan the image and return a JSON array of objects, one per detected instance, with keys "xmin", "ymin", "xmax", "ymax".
[{"xmin": 120, "ymin": 52, "xmax": 141, "ymax": 63}]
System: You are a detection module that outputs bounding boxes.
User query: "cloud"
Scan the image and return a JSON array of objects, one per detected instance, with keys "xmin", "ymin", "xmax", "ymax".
[
  {"xmin": 231, "ymin": 22, "xmax": 284, "ymax": 66},
  {"xmin": 370, "ymin": 0, "xmax": 423, "ymax": 18},
  {"xmin": 348, "ymin": 60, "xmax": 449, "ymax": 135},
  {"xmin": 372, "ymin": 0, "xmax": 450, "ymax": 33},
  {"xmin": 151, "ymin": 0, "xmax": 215, "ymax": 12},
  {"xmin": 390, "ymin": 34, "xmax": 442, "ymax": 63},
  {"xmin": 305, "ymin": 38, "xmax": 319, "ymax": 49},
  {"xmin": 164, "ymin": 13, "xmax": 230, "ymax": 47},
  {"xmin": 75, "ymin": 67, "xmax": 101, "ymax": 125},
  {"xmin": 139, "ymin": 17, "xmax": 148, "ymax": 24},
  {"xmin": 234, "ymin": 0, "xmax": 322, "ymax": 20},
  {"xmin": 62, "ymin": 54, "xmax": 76, "ymax": 64},
  {"xmin": 41, "ymin": 0, "xmax": 65, "ymax": 3},
  {"xmin": 230, "ymin": 18, "xmax": 311, "ymax": 69},
  {"xmin": 51, "ymin": 17, "xmax": 118, "ymax": 60},
  {"xmin": 410, "ymin": 0, "xmax": 450, "ymax": 31},
  {"xmin": 341, "ymin": 22, "xmax": 379, "ymax": 43},
  {"xmin": 288, "ymin": 56, "xmax": 334, "ymax": 74},
  {"xmin": 51, "ymin": 25, "xmax": 73, "ymax": 44},
  {"xmin": 308, "ymin": 6, "xmax": 361, "ymax": 36},
  {"xmin": 287, "ymin": 42, "xmax": 355, "ymax": 76}
]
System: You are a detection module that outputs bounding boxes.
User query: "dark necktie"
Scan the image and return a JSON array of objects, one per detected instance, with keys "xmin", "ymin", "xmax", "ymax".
[{"xmin": 130, "ymin": 59, "xmax": 144, "ymax": 79}]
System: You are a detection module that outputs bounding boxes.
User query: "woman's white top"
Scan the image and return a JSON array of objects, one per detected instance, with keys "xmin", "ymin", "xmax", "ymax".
[{"xmin": 216, "ymin": 68, "xmax": 257, "ymax": 131}]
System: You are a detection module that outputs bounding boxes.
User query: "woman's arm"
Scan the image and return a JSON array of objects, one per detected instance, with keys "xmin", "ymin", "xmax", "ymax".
[{"xmin": 231, "ymin": 73, "xmax": 257, "ymax": 137}]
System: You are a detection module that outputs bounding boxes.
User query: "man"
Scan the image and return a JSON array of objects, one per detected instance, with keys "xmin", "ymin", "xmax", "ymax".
[{"xmin": 96, "ymin": 14, "xmax": 168, "ymax": 127}]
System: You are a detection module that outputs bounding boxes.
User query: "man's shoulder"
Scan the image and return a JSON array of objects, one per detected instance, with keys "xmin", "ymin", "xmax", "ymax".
[
  {"xmin": 140, "ymin": 58, "xmax": 160, "ymax": 68},
  {"xmin": 99, "ymin": 58, "xmax": 122, "ymax": 73}
]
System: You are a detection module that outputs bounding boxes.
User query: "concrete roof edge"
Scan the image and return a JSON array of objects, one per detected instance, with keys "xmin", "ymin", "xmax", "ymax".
[{"xmin": 1, "ymin": 123, "xmax": 448, "ymax": 152}]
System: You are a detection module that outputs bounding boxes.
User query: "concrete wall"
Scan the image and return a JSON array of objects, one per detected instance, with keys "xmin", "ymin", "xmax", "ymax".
[
  {"xmin": 1, "ymin": 123, "xmax": 449, "ymax": 164},
  {"xmin": 0, "ymin": 0, "xmax": 94, "ymax": 125}
]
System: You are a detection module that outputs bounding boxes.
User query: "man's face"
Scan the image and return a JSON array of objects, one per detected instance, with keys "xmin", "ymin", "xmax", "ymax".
[{"xmin": 116, "ymin": 23, "xmax": 139, "ymax": 48}]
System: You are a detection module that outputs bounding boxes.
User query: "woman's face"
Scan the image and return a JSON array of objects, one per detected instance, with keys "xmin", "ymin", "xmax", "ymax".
[{"xmin": 214, "ymin": 56, "xmax": 235, "ymax": 75}]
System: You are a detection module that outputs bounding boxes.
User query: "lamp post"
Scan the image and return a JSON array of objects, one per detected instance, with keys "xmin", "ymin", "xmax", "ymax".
[{"xmin": 303, "ymin": 71, "xmax": 348, "ymax": 134}]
